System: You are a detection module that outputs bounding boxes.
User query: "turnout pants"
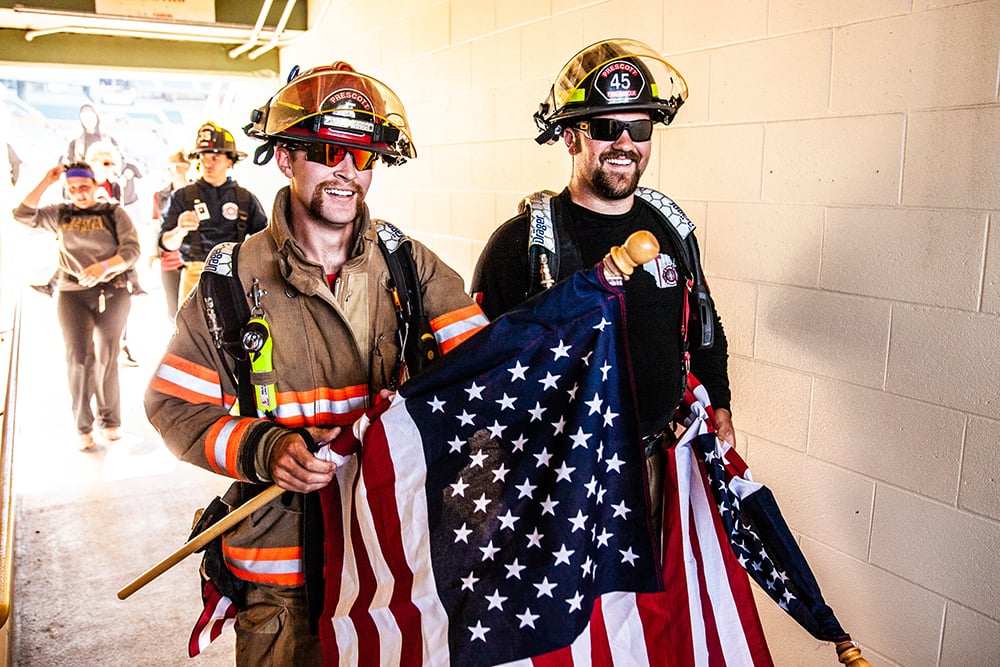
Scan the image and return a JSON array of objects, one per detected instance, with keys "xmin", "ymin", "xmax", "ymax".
[
  {"xmin": 236, "ymin": 583, "xmax": 321, "ymax": 666},
  {"xmin": 55, "ymin": 284, "xmax": 131, "ymax": 435}
]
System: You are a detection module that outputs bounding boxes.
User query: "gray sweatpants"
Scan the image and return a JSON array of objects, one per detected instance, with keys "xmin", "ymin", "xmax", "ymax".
[{"xmin": 55, "ymin": 284, "xmax": 130, "ymax": 435}]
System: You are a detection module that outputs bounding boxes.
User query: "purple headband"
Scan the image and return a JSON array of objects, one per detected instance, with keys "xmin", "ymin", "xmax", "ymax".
[{"xmin": 65, "ymin": 167, "xmax": 95, "ymax": 180}]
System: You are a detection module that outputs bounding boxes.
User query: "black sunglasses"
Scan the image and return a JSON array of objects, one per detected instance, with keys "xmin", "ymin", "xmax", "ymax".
[{"xmin": 574, "ymin": 118, "xmax": 654, "ymax": 142}]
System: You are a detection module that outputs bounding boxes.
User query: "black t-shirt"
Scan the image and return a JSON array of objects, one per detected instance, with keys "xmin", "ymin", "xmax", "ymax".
[
  {"xmin": 472, "ymin": 190, "xmax": 731, "ymax": 436},
  {"xmin": 561, "ymin": 199, "xmax": 688, "ymax": 435}
]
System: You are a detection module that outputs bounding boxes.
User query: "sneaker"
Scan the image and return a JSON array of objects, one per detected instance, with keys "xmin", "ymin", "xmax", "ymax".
[
  {"xmin": 31, "ymin": 283, "xmax": 55, "ymax": 297},
  {"xmin": 120, "ymin": 346, "xmax": 139, "ymax": 367},
  {"xmin": 79, "ymin": 432, "xmax": 97, "ymax": 451},
  {"xmin": 100, "ymin": 427, "xmax": 121, "ymax": 442}
]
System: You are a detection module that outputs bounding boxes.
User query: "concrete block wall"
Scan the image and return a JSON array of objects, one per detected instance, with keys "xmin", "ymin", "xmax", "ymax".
[{"xmin": 283, "ymin": 0, "xmax": 1000, "ymax": 664}]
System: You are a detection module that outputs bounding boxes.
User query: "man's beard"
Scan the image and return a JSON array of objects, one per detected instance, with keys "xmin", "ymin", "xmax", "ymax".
[
  {"xmin": 591, "ymin": 149, "xmax": 643, "ymax": 200},
  {"xmin": 308, "ymin": 180, "xmax": 365, "ymax": 224}
]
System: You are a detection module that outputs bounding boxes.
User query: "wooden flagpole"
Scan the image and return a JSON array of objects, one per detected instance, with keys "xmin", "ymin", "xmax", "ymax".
[{"xmin": 117, "ymin": 484, "xmax": 285, "ymax": 600}]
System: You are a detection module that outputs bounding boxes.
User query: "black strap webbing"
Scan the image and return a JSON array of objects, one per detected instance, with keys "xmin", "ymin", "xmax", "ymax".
[{"xmin": 199, "ymin": 242, "xmax": 256, "ymax": 415}]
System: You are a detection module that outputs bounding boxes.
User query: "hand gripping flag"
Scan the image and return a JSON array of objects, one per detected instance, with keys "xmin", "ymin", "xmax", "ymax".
[{"xmin": 316, "ymin": 265, "xmax": 778, "ymax": 666}]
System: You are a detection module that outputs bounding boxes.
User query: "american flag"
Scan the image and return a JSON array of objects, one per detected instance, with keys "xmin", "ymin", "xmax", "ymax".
[
  {"xmin": 316, "ymin": 266, "xmax": 777, "ymax": 666},
  {"xmin": 672, "ymin": 377, "xmax": 852, "ymax": 649},
  {"xmin": 188, "ymin": 579, "xmax": 237, "ymax": 657}
]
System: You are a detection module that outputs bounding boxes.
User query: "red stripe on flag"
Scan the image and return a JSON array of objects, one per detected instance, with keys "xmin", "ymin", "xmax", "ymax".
[
  {"xmin": 348, "ymin": 469, "xmax": 383, "ymax": 666},
  {"xmin": 187, "ymin": 580, "xmax": 237, "ymax": 658},
  {"xmin": 661, "ymin": 447, "xmax": 698, "ymax": 666},
  {"xmin": 357, "ymin": 417, "xmax": 424, "ymax": 666},
  {"xmin": 588, "ymin": 595, "xmax": 613, "ymax": 665},
  {"xmin": 687, "ymin": 510, "xmax": 727, "ymax": 666},
  {"xmin": 319, "ymin": 477, "xmax": 345, "ymax": 665}
]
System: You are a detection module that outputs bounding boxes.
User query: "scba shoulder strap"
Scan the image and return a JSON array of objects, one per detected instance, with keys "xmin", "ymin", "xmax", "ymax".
[
  {"xmin": 374, "ymin": 220, "xmax": 439, "ymax": 386},
  {"xmin": 200, "ymin": 242, "xmax": 257, "ymax": 417},
  {"xmin": 522, "ymin": 187, "xmax": 715, "ymax": 349}
]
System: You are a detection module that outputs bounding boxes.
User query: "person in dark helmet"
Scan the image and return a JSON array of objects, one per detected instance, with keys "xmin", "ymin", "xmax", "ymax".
[
  {"xmin": 145, "ymin": 62, "xmax": 487, "ymax": 664},
  {"xmin": 471, "ymin": 38, "xmax": 734, "ymax": 531},
  {"xmin": 159, "ymin": 121, "xmax": 268, "ymax": 305}
]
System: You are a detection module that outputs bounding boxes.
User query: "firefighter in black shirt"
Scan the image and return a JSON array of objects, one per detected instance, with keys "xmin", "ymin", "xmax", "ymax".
[{"xmin": 471, "ymin": 39, "xmax": 735, "ymax": 528}]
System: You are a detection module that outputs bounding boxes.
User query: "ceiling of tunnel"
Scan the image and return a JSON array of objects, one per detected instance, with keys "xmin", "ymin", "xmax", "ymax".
[{"xmin": 0, "ymin": 1, "xmax": 318, "ymax": 75}]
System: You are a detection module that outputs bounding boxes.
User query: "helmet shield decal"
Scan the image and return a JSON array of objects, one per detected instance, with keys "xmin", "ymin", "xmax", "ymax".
[
  {"xmin": 320, "ymin": 89, "xmax": 377, "ymax": 137},
  {"xmin": 593, "ymin": 60, "xmax": 647, "ymax": 103}
]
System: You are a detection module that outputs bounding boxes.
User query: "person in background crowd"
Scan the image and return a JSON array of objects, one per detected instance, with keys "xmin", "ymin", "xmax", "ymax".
[
  {"xmin": 14, "ymin": 162, "xmax": 140, "ymax": 450},
  {"xmin": 152, "ymin": 150, "xmax": 191, "ymax": 320},
  {"xmin": 158, "ymin": 121, "xmax": 268, "ymax": 305}
]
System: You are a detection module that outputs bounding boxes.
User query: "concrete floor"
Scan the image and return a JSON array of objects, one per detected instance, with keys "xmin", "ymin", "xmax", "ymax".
[{"xmin": 9, "ymin": 277, "xmax": 236, "ymax": 666}]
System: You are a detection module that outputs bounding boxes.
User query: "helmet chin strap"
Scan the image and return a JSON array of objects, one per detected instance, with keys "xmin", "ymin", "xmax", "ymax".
[{"xmin": 253, "ymin": 141, "xmax": 276, "ymax": 166}]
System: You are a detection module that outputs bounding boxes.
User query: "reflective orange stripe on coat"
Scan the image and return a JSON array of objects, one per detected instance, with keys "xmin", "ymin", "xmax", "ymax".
[
  {"xmin": 431, "ymin": 304, "xmax": 488, "ymax": 354},
  {"xmin": 222, "ymin": 544, "xmax": 304, "ymax": 587},
  {"xmin": 150, "ymin": 352, "xmax": 236, "ymax": 407}
]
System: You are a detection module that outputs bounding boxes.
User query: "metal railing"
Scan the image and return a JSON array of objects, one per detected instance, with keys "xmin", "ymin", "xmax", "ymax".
[{"xmin": 0, "ymin": 298, "xmax": 22, "ymax": 628}]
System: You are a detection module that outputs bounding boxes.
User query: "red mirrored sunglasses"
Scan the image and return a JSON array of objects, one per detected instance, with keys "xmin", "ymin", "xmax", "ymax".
[{"xmin": 301, "ymin": 142, "xmax": 378, "ymax": 171}]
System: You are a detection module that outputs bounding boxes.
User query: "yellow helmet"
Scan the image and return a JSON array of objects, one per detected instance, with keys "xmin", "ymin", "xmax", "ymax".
[{"xmin": 533, "ymin": 38, "xmax": 688, "ymax": 145}]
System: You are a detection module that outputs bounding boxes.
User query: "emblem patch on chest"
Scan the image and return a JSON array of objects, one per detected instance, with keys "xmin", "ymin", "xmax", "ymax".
[
  {"xmin": 642, "ymin": 253, "xmax": 679, "ymax": 288},
  {"xmin": 222, "ymin": 202, "xmax": 240, "ymax": 221}
]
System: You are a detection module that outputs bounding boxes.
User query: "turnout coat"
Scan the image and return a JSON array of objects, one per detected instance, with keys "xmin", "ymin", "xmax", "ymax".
[{"xmin": 145, "ymin": 187, "xmax": 487, "ymax": 588}]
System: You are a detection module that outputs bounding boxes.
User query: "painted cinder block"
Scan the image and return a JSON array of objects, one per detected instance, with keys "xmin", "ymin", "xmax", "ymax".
[
  {"xmin": 755, "ymin": 537, "xmax": 945, "ymax": 667},
  {"xmin": 886, "ymin": 304, "xmax": 1000, "ymax": 419},
  {"xmin": 519, "ymin": 17, "xmax": 585, "ymax": 83},
  {"xmin": 413, "ymin": 2, "xmax": 450, "ymax": 54},
  {"xmin": 939, "ymin": 602, "xmax": 1000, "ymax": 667},
  {"xmin": 451, "ymin": 0, "xmax": 497, "ymax": 44},
  {"xmin": 471, "ymin": 30, "xmax": 522, "ymax": 90},
  {"xmin": 496, "ymin": 0, "xmax": 551, "ymax": 30},
  {"xmin": 984, "ymin": 213, "xmax": 1000, "ymax": 316},
  {"xmin": 820, "ymin": 207, "xmax": 988, "ymax": 310},
  {"xmin": 960, "ymin": 417, "xmax": 1000, "ymax": 521},
  {"xmin": 710, "ymin": 31, "xmax": 833, "ymax": 122},
  {"xmin": 790, "ymin": 537, "xmax": 946, "ymax": 667},
  {"xmin": 659, "ymin": 123, "xmax": 765, "ymax": 202},
  {"xmin": 451, "ymin": 191, "xmax": 499, "ymax": 241},
  {"xmin": 767, "ymin": 0, "xmax": 911, "ymax": 33},
  {"xmin": 903, "ymin": 106, "xmax": 1000, "ymax": 210},
  {"xmin": 745, "ymin": 437, "xmax": 875, "ymax": 561},
  {"xmin": 661, "ymin": 50, "xmax": 710, "ymax": 126},
  {"xmin": 762, "ymin": 114, "xmax": 905, "ymax": 206},
  {"xmin": 704, "ymin": 202, "xmax": 823, "ymax": 286},
  {"xmin": 871, "ymin": 484, "xmax": 1000, "ymax": 619},
  {"xmin": 662, "ymin": 0, "xmax": 769, "ymax": 52},
  {"xmin": 728, "ymin": 356, "xmax": 812, "ymax": 450},
  {"xmin": 754, "ymin": 285, "xmax": 890, "ymax": 388},
  {"xmin": 702, "ymin": 277, "xmax": 756, "ymax": 358},
  {"xmin": 831, "ymin": 1, "xmax": 1000, "ymax": 113},
  {"xmin": 581, "ymin": 0, "xmax": 663, "ymax": 49},
  {"xmin": 810, "ymin": 378, "xmax": 964, "ymax": 502}
]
